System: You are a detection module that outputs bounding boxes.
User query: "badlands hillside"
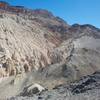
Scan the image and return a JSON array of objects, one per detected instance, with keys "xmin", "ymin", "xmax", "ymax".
[{"xmin": 0, "ymin": 1, "xmax": 100, "ymax": 100}]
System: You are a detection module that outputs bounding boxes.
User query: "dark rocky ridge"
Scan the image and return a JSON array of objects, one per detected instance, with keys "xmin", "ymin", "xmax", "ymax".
[
  {"xmin": 69, "ymin": 24, "xmax": 100, "ymax": 38},
  {"xmin": 70, "ymin": 71, "xmax": 100, "ymax": 94}
]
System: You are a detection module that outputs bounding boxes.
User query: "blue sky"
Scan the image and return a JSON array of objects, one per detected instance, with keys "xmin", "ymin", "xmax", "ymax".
[{"xmin": 2, "ymin": 0, "xmax": 100, "ymax": 28}]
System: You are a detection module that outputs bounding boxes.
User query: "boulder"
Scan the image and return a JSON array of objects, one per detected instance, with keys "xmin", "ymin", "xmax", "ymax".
[{"xmin": 20, "ymin": 83, "xmax": 45, "ymax": 96}]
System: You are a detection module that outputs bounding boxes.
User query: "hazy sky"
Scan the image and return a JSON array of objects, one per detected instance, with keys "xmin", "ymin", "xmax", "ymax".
[{"xmin": 2, "ymin": 0, "xmax": 100, "ymax": 28}]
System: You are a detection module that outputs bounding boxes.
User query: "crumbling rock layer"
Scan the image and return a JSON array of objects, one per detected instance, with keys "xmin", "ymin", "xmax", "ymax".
[
  {"xmin": 0, "ymin": 2, "xmax": 100, "ymax": 82},
  {"xmin": 0, "ymin": 2, "xmax": 70, "ymax": 77}
]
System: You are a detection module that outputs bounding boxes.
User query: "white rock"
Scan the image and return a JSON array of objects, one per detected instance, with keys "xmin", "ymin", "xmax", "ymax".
[{"xmin": 27, "ymin": 83, "xmax": 45, "ymax": 93}]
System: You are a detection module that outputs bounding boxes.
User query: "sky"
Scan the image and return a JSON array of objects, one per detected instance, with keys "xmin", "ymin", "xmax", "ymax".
[{"xmin": 2, "ymin": 0, "xmax": 100, "ymax": 28}]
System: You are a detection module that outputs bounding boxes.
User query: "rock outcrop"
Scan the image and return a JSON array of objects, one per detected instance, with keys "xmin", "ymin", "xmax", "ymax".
[
  {"xmin": 20, "ymin": 83, "xmax": 45, "ymax": 96},
  {"xmin": 70, "ymin": 71, "xmax": 100, "ymax": 94}
]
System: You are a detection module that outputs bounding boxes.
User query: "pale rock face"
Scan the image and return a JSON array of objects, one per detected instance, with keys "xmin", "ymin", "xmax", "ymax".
[
  {"xmin": 67, "ymin": 36, "xmax": 100, "ymax": 77},
  {"xmin": 0, "ymin": 6, "xmax": 72, "ymax": 78},
  {"xmin": 74, "ymin": 36, "xmax": 100, "ymax": 50},
  {"xmin": 0, "ymin": 11, "xmax": 100, "ymax": 80},
  {"xmin": 0, "ymin": 13, "xmax": 56, "ymax": 77}
]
